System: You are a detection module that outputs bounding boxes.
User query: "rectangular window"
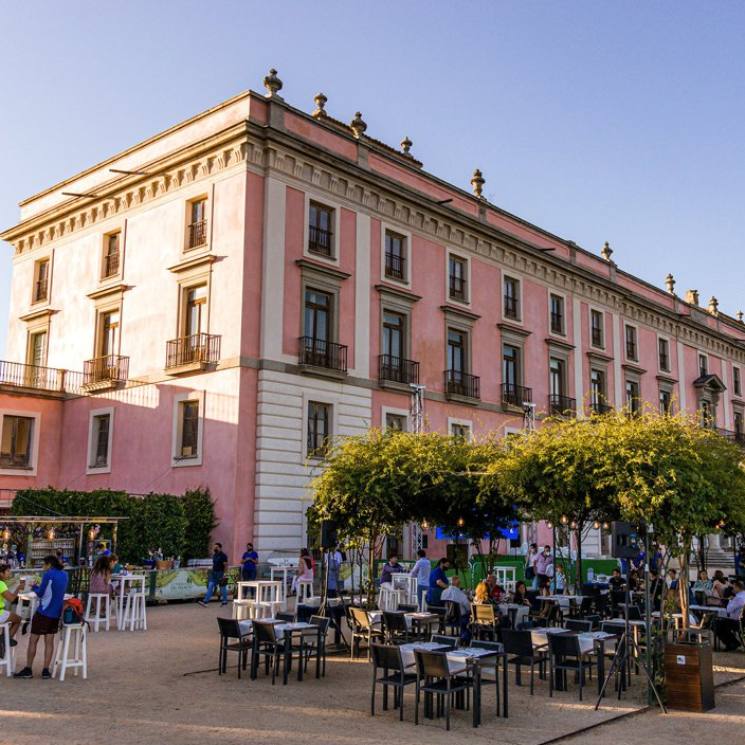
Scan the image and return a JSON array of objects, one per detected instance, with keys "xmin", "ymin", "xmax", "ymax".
[
  {"xmin": 590, "ymin": 310, "xmax": 604, "ymax": 348},
  {"xmin": 448, "ymin": 256, "xmax": 467, "ymax": 302},
  {"xmin": 382, "ymin": 311, "xmax": 405, "ymax": 363},
  {"xmin": 735, "ymin": 411, "xmax": 744, "ymax": 439},
  {"xmin": 102, "ymin": 232, "xmax": 121, "ymax": 279},
  {"xmin": 178, "ymin": 400, "xmax": 200, "ymax": 459},
  {"xmin": 385, "ymin": 413, "xmax": 406, "ymax": 432},
  {"xmin": 699, "ymin": 354, "xmax": 708, "ymax": 378},
  {"xmin": 28, "ymin": 331, "xmax": 47, "ymax": 368},
  {"xmin": 0, "ymin": 415, "xmax": 34, "ymax": 469},
  {"xmin": 33, "ymin": 259, "xmax": 50, "ymax": 303},
  {"xmin": 307, "ymin": 401, "xmax": 331, "ymax": 457},
  {"xmin": 184, "ymin": 284, "xmax": 207, "ymax": 339},
  {"xmin": 549, "ymin": 357, "xmax": 565, "ymax": 397},
  {"xmin": 625, "ymin": 380, "xmax": 640, "ymax": 415},
  {"xmin": 658, "ymin": 338, "xmax": 670, "ymax": 372},
  {"xmin": 504, "ymin": 277, "xmax": 520, "ymax": 320},
  {"xmin": 450, "ymin": 423, "xmax": 471, "ymax": 440},
  {"xmin": 735, "ymin": 367, "xmax": 742, "ymax": 397},
  {"xmin": 659, "ymin": 388, "xmax": 673, "ymax": 415},
  {"xmin": 187, "ymin": 198, "xmax": 208, "ymax": 250},
  {"xmin": 550, "ymin": 294, "xmax": 564, "ymax": 334},
  {"xmin": 625, "ymin": 325, "xmax": 638, "ymax": 361},
  {"xmin": 503, "ymin": 344, "xmax": 520, "ymax": 389},
  {"xmin": 447, "ymin": 329, "xmax": 467, "ymax": 376},
  {"xmin": 701, "ymin": 400, "xmax": 714, "ymax": 428},
  {"xmin": 98, "ymin": 310, "xmax": 120, "ymax": 358},
  {"xmin": 384, "ymin": 230, "xmax": 406, "ymax": 281},
  {"xmin": 591, "ymin": 368, "xmax": 606, "ymax": 410},
  {"xmin": 308, "ymin": 202, "xmax": 334, "ymax": 257},
  {"xmin": 90, "ymin": 413, "xmax": 111, "ymax": 468}
]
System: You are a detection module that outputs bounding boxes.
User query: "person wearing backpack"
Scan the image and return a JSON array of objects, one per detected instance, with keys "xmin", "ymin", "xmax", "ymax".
[{"xmin": 14, "ymin": 555, "xmax": 69, "ymax": 679}]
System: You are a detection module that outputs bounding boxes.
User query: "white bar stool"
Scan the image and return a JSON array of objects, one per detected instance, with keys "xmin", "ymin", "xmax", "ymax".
[
  {"xmin": 296, "ymin": 580, "xmax": 314, "ymax": 606},
  {"xmin": 122, "ymin": 591, "xmax": 147, "ymax": 631},
  {"xmin": 232, "ymin": 599, "xmax": 252, "ymax": 620},
  {"xmin": 53, "ymin": 623, "xmax": 88, "ymax": 681},
  {"xmin": 0, "ymin": 623, "xmax": 14, "ymax": 677},
  {"xmin": 85, "ymin": 593, "xmax": 113, "ymax": 632}
]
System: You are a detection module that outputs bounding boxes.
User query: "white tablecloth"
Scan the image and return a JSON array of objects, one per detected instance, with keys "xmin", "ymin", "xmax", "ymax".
[
  {"xmin": 398, "ymin": 642, "xmax": 496, "ymax": 673},
  {"xmin": 368, "ymin": 611, "xmax": 439, "ymax": 630},
  {"xmin": 531, "ymin": 629, "xmax": 615, "ymax": 655},
  {"xmin": 690, "ymin": 604, "xmax": 727, "ymax": 618},
  {"xmin": 497, "ymin": 603, "xmax": 530, "ymax": 626}
]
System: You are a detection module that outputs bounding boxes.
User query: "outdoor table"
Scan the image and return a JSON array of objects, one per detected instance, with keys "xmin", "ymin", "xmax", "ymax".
[
  {"xmin": 236, "ymin": 580, "xmax": 283, "ymax": 617},
  {"xmin": 269, "ymin": 566, "xmax": 293, "ymax": 608},
  {"xmin": 112, "ymin": 574, "xmax": 147, "ymax": 630},
  {"xmin": 368, "ymin": 610, "xmax": 439, "ymax": 633},
  {"xmin": 690, "ymin": 604, "xmax": 727, "ymax": 618},
  {"xmin": 497, "ymin": 603, "xmax": 529, "ymax": 628},
  {"xmin": 244, "ymin": 619, "xmax": 323, "ymax": 681}
]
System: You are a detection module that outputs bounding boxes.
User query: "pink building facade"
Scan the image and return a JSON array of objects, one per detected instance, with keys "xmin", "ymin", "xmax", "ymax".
[{"xmin": 2, "ymin": 71, "xmax": 745, "ymax": 560}]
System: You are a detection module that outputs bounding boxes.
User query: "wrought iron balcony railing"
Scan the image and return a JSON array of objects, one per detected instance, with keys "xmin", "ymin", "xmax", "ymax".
[
  {"xmin": 378, "ymin": 354, "xmax": 419, "ymax": 385},
  {"xmin": 299, "ymin": 337, "xmax": 348, "ymax": 373},
  {"xmin": 502, "ymin": 383, "xmax": 532, "ymax": 408},
  {"xmin": 444, "ymin": 369, "xmax": 480, "ymax": 399},
  {"xmin": 548, "ymin": 394, "xmax": 577, "ymax": 417},
  {"xmin": 308, "ymin": 226, "xmax": 333, "ymax": 256},
  {"xmin": 187, "ymin": 219, "xmax": 208, "ymax": 249},
  {"xmin": 384, "ymin": 251, "xmax": 406, "ymax": 280},
  {"xmin": 83, "ymin": 354, "xmax": 129, "ymax": 386},
  {"xmin": 166, "ymin": 333, "xmax": 221, "ymax": 369}
]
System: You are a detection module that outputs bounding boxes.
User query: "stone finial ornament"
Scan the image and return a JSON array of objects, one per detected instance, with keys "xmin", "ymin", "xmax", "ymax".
[
  {"xmin": 708, "ymin": 296, "xmax": 719, "ymax": 315},
  {"xmin": 350, "ymin": 112, "xmax": 367, "ymax": 138},
  {"xmin": 263, "ymin": 68, "xmax": 283, "ymax": 98},
  {"xmin": 737, "ymin": 311, "xmax": 744, "ymax": 323},
  {"xmin": 601, "ymin": 241, "xmax": 613, "ymax": 262},
  {"xmin": 312, "ymin": 93, "xmax": 328, "ymax": 118},
  {"xmin": 400, "ymin": 136, "xmax": 413, "ymax": 155},
  {"xmin": 665, "ymin": 273, "xmax": 676, "ymax": 294},
  {"xmin": 470, "ymin": 169, "xmax": 485, "ymax": 199},
  {"xmin": 685, "ymin": 289, "xmax": 700, "ymax": 306}
]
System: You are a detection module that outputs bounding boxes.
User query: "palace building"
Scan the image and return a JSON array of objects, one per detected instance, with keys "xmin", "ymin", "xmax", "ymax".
[{"xmin": 1, "ymin": 69, "xmax": 744, "ymax": 561}]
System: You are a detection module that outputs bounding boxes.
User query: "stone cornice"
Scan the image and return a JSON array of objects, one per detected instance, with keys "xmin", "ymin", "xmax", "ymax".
[
  {"xmin": 86, "ymin": 282, "xmax": 132, "ymax": 300},
  {"xmin": 168, "ymin": 253, "xmax": 219, "ymax": 274},
  {"xmin": 544, "ymin": 336, "xmax": 574, "ymax": 350},
  {"xmin": 440, "ymin": 304, "xmax": 481, "ymax": 322},
  {"xmin": 19, "ymin": 307, "xmax": 58, "ymax": 323},
  {"xmin": 495, "ymin": 322, "xmax": 531, "ymax": 338},
  {"xmin": 374, "ymin": 283, "xmax": 422, "ymax": 303},
  {"xmin": 294, "ymin": 258, "xmax": 351, "ymax": 281}
]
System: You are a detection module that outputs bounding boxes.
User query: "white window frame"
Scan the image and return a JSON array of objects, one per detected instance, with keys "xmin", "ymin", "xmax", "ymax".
[
  {"xmin": 656, "ymin": 333, "xmax": 672, "ymax": 374},
  {"xmin": 445, "ymin": 248, "xmax": 471, "ymax": 307},
  {"xmin": 171, "ymin": 391, "xmax": 205, "ymax": 467},
  {"xmin": 588, "ymin": 305, "xmax": 606, "ymax": 350},
  {"xmin": 501, "ymin": 271, "xmax": 523, "ymax": 324},
  {"xmin": 380, "ymin": 222, "xmax": 412, "ymax": 287},
  {"xmin": 548, "ymin": 290, "xmax": 567, "ymax": 337},
  {"xmin": 382, "ymin": 406, "xmax": 410, "ymax": 432},
  {"xmin": 624, "ymin": 322, "xmax": 639, "ymax": 362},
  {"xmin": 302, "ymin": 392, "xmax": 339, "ymax": 461},
  {"xmin": 86, "ymin": 406, "xmax": 114, "ymax": 475},
  {"xmin": 0, "ymin": 408, "xmax": 41, "ymax": 477},
  {"xmin": 303, "ymin": 192, "xmax": 342, "ymax": 265},
  {"xmin": 448, "ymin": 417, "xmax": 473, "ymax": 440}
]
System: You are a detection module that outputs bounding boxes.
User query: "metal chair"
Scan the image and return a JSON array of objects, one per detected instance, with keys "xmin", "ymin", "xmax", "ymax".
[
  {"xmin": 251, "ymin": 619, "xmax": 288, "ymax": 685},
  {"xmin": 414, "ymin": 649, "xmax": 473, "ymax": 731},
  {"xmin": 349, "ymin": 607, "xmax": 384, "ymax": 659},
  {"xmin": 304, "ymin": 614, "xmax": 331, "ymax": 675},
  {"xmin": 383, "ymin": 611, "xmax": 411, "ymax": 644},
  {"xmin": 471, "ymin": 603, "xmax": 499, "ymax": 640},
  {"xmin": 565, "ymin": 618, "xmax": 592, "ymax": 633},
  {"xmin": 370, "ymin": 644, "xmax": 417, "ymax": 720},
  {"xmin": 501, "ymin": 628, "xmax": 546, "ymax": 694},
  {"xmin": 547, "ymin": 633, "xmax": 594, "ymax": 701},
  {"xmin": 470, "ymin": 639, "xmax": 504, "ymax": 716},
  {"xmin": 216, "ymin": 617, "xmax": 251, "ymax": 678},
  {"xmin": 430, "ymin": 633, "xmax": 459, "ymax": 649}
]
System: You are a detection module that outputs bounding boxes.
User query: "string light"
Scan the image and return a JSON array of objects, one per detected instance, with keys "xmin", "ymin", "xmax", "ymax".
[
  {"xmin": 546, "ymin": 521, "xmax": 553, "ymax": 529},
  {"xmin": 570, "ymin": 521, "xmax": 578, "ymax": 530},
  {"xmin": 421, "ymin": 521, "xmax": 429, "ymax": 530},
  {"xmin": 560, "ymin": 515, "xmax": 569, "ymax": 525},
  {"xmin": 46, "ymin": 527, "xmax": 55, "ymax": 541},
  {"xmin": 457, "ymin": 517, "xmax": 465, "ymax": 528},
  {"xmin": 593, "ymin": 520, "xmax": 601, "ymax": 530},
  {"xmin": 602, "ymin": 522, "xmax": 610, "ymax": 531},
  {"xmin": 1, "ymin": 527, "xmax": 10, "ymax": 542}
]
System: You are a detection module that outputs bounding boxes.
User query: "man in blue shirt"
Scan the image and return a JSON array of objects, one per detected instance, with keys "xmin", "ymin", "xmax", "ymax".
[
  {"xmin": 241, "ymin": 542, "xmax": 258, "ymax": 582},
  {"xmin": 198, "ymin": 543, "xmax": 229, "ymax": 606},
  {"xmin": 14, "ymin": 555, "xmax": 69, "ymax": 679},
  {"xmin": 426, "ymin": 557, "xmax": 451, "ymax": 606}
]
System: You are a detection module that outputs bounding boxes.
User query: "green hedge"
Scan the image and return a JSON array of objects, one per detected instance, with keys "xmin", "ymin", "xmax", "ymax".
[{"xmin": 10, "ymin": 487, "xmax": 216, "ymax": 563}]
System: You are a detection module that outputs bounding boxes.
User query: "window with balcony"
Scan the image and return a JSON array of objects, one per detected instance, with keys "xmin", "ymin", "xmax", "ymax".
[
  {"xmin": 32, "ymin": 258, "xmax": 50, "ymax": 304},
  {"xmin": 27, "ymin": 330, "xmax": 47, "ymax": 369},
  {"xmin": 625, "ymin": 325, "xmax": 638, "ymax": 361},
  {"xmin": 590, "ymin": 309, "xmax": 604, "ymax": 348},
  {"xmin": 0, "ymin": 414, "xmax": 34, "ymax": 469},
  {"xmin": 379, "ymin": 310, "xmax": 417, "ymax": 384},
  {"xmin": 658, "ymin": 338, "xmax": 670, "ymax": 372},
  {"xmin": 86, "ymin": 309, "xmax": 128, "ymax": 386},
  {"xmin": 177, "ymin": 400, "xmax": 200, "ymax": 459},
  {"xmin": 444, "ymin": 328, "xmax": 479, "ymax": 398},
  {"xmin": 550, "ymin": 294, "xmax": 564, "ymax": 334},
  {"xmin": 625, "ymin": 379, "xmax": 641, "ymax": 415},
  {"xmin": 186, "ymin": 198, "xmax": 208, "ymax": 250},
  {"xmin": 308, "ymin": 201, "xmax": 334, "ymax": 257},
  {"xmin": 167, "ymin": 283, "xmax": 220, "ymax": 371},
  {"xmin": 385, "ymin": 412, "xmax": 407, "ymax": 432},
  {"xmin": 504, "ymin": 276, "xmax": 520, "ymax": 320},
  {"xmin": 699, "ymin": 354, "xmax": 708, "ymax": 378},
  {"xmin": 448, "ymin": 255, "xmax": 468, "ymax": 302},
  {"xmin": 590, "ymin": 368, "xmax": 609, "ymax": 413},
  {"xmin": 735, "ymin": 411, "xmax": 744, "ymax": 443},
  {"xmin": 300, "ymin": 288, "xmax": 346, "ymax": 371},
  {"xmin": 102, "ymin": 232, "xmax": 121, "ymax": 279},
  {"xmin": 89, "ymin": 412, "xmax": 112, "ymax": 469},
  {"xmin": 659, "ymin": 387, "xmax": 673, "ymax": 415},
  {"xmin": 735, "ymin": 367, "xmax": 742, "ymax": 397},
  {"xmin": 384, "ymin": 230, "xmax": 407, "ymax": 281},
  {"xmin": 501, "ymin": 344, "xmax": 530, "ymax": 406},
  {"xmin": 307, "ymin": 401, "xmax": 331, "ymax": 457},
  {"xmin": 549, "ymin": 357, "xmax": 574, "ymax": 415}
]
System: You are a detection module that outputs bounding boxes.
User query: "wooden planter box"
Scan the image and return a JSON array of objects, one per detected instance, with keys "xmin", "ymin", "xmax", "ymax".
[{"xmin": 664, "ymin": 641, "xmax": 715, "ymax": 712}]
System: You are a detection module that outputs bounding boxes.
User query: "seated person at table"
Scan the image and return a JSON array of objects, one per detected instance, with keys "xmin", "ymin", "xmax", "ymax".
[
  {"xmin": 609, "ymin": 567, "xmax": 625, "ymax": 592},
  {"xmin": 109, "ymin": 554, "xmax": 124, "ymax": 575},
  {"xmin": 89, "ymin": 555, "xmax": 113, "ymax": 597},
  {"xmin": 552, "ymin": 563, "xmax": 567, "ymax": 594},
  {"xmin": 441, "ymin": 576, "xmax": 471, "ymax": 642},
  {"xmin": 627, "ymin": 569, "xmax": 641, "ymax": 592},
  {"xmin": 485, "ymin": 572, "xmax": 506, "ymax": 602},
  {"xmin": 380, "ymin": 554, "xmax": 401, "ymax": 585},
  {"xmin": 426, "ymin": 557, "xmax": 450, "ymax": 606},
  {"xmin": 512, "ymin": 580, "xmax": 531, "ymax": 606},
  {"xmin": 710, "ymin": 570, "xmax": 730, "ymax": 604},
  {"xmin": 666, "ymin": 568, "xmax": 679, "ymax": 590},
  {"xmin": 0, "ymin": 564, "xmax": 25, "ymax": 644},
  {"xmin": 290, "ymin": 548, "xmax": 313, "ymax": 596},
  {"xmin": 692, "ymin": 569, "xmax": 712, "ymax": 595},
  {"xmin": 712, "ymin": 580, "xmax": 745, "ymax": 651},
  {"xmin": 473, "ymin": 580, "xmax": 491, "ymax": 605}
]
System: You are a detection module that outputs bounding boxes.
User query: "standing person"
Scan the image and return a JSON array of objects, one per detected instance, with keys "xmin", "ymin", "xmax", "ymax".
[
  {"xmin": 553, "ymin": 563, "xmax": 567, "ymax": 595},
  {"xmin": 525, "ymin": 543, "xmax": 538, "ymax": 589},
  {"xmin": 409, "ymin": 549, "xmax": 430, "ymax": 609},
  {"xmin": 426, "ymin": 557, "xmax": 450, "ymax": 606},
  {"xmin": 712, "ymin": 580, "xmax": 745, "ymax": 651},
  {"xmin": 325, "ymin": 549, "xmax": 341, "ymax": 598},
  {"xmin": 380, "ymin": 554, "xmax": 401, "ymax": 585},
  {"xmin": 198, "ymin": 543, "xmax": 229, "ymax": 607},
  {"xmin": 14, "ymin": 555, "xmax": 68, "ymax": 679},
  {"xmin": 0, "ymin": 564, "xmax": 25, "ymax": 644},
  {"xmin": 535, "ymin": 545, "xmax": 553, "ymax": 589},
  {"xmin": 241, "ymin": 542, "xmax": 258, "ymax": 582},
  {"xmin": 291, "ymin": 548, "xmax": 314, "ymax": 595}
]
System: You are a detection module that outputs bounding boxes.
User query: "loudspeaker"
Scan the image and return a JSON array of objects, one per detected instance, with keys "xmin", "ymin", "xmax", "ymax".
[
  {"xmin": 319, "ymin": 520, "xmax": 337, "ymax": 549},
  {"xmin": 611, "ymin": 521, "xmax": 641, "ymax": 559},
  {"xmin": 510, "ymin": 537, "xmax": 521, "ymax": 548},
  {"xmin": 446, "ymin": 543, "xmax": 468, "ymax": 570}
]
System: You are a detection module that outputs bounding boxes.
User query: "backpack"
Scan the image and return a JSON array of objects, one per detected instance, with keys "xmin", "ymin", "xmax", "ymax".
[{"xmin": 62, "ymin": 597, "xmax": 85, "ymax": 625}]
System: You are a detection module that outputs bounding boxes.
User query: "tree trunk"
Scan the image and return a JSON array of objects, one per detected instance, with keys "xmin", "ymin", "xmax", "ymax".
[
  {"xmin": 575, "ymin": 525, "xmax": 583, "ymax": 593},
  {"xmin": 367, "ymin": 530, "xmax": 378, "ymax": 609},
  {"xmin": 678, "ymin": 542, "xmax": 691, "ymax": 629}
]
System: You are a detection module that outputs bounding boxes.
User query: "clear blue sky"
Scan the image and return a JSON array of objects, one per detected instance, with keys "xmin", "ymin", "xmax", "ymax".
[{"xmin": 1, "ymin": 1, "xmax": 744, "ymax": 356}]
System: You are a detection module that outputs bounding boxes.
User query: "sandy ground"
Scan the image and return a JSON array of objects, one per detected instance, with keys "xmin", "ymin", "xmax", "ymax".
[{"xmin": 0, "ymin": 602, "xmax": 742, "ymax": 745}]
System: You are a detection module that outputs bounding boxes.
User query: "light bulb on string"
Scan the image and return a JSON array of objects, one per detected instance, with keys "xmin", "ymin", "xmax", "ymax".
[
  {"xmin": 602, "ymin": 522, "xmax": 610, "ymax": 531},
  {"xmin": 593, "ymin": 520, "xmax": 600, "ymax": 530},
  {"xmin": 560, "ymin": 515, "xmax": 568, "ymax": 525},
  {"xmin": 457, "ymin": 517, "xmax": 465, "ymax": 528},
  {"xmin": 47, "ymin": 526, "xmax": 55, "ymax": 541},
  {"xmin": 1, "ymin": 527, "xmax": 9, "ymax": 542},
  {"xmin": 570, "ymin": 521, "xmax": 577, "ymax": 530}
]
